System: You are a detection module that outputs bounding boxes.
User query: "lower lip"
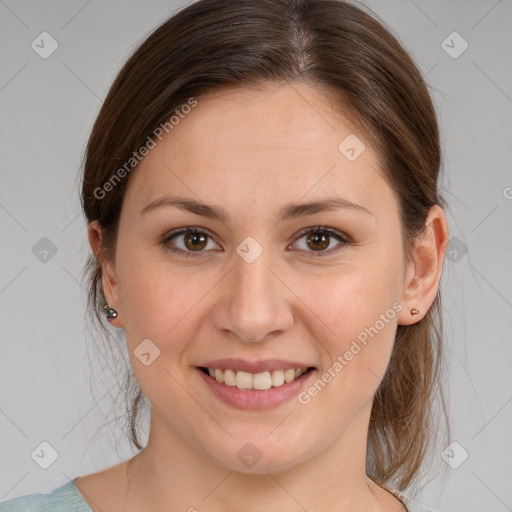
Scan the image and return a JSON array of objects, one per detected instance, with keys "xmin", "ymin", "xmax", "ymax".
[{"xmin": 197, "ymin": 368, "xmax": 316, "ymax": 410}]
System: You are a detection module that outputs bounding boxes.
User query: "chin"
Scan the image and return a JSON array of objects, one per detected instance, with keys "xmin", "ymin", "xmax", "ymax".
[{"xmin": 200, "ymin": 433, "xmax": 313, "ymax": 475}]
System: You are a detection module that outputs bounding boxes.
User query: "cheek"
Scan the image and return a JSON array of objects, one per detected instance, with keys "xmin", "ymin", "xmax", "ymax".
[
  {"xmin": 291, "ymin": 254, "xmax": 401, "ymax": 395},
  {"xmin": 293, "ymin": 256, "xmax": 401, "ymax": 341},
  {"xmin": 117, "ymin": 248, "xmax": 219, "ymax": 351},
  {"xmin": 116, "ymin": 257, "xmax": 208, "ymax": 397},
  {"xmin": 117, "ymin": 231, "xmax": 402, "ymax": 363},
  {"xmin": 295, "ymin": 273, "xmax": 400, "ymax": 415}
]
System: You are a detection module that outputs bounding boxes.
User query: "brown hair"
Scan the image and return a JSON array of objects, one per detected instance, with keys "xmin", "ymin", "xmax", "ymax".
[{"xmin": 80, "ymin": 0, "xmax": 450, "ymax": 492}]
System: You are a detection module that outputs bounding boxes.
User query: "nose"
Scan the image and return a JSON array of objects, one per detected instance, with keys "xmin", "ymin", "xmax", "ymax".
[{"xmin": 212, "ymin": 249, "xmax": 294, "ymax": 343}]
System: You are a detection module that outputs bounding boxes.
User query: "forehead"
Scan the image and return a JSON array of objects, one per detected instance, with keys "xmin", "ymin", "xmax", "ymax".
[{"xmin": 122, "ymin": 82, "xmax": 397, "ymax": 222}]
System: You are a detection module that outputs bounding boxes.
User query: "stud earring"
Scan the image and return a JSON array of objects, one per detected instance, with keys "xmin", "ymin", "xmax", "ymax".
[
  {"xmin": 410, "ymin": 308, "xmax": 420, "ymax": 315},
  {"xmin": 103, "ymin": 303, "xmax": 118, "ymax": 320}
]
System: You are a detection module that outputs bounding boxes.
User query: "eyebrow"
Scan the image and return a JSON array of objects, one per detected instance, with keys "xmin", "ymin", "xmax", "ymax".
[{"xmin": 140, "ymin": 195, "xmax": 372, "ymax": 222}]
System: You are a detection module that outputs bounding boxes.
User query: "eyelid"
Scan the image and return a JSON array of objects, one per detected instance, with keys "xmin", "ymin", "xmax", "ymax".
[{"xmin": 293, "ymin": 225, "xmax": 349, "ymax": 242}]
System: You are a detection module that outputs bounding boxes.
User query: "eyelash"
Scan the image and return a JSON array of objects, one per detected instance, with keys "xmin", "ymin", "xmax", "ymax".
[{"xmin": 161, "ymin": 226, "xmax": 351, "ymax": 258}]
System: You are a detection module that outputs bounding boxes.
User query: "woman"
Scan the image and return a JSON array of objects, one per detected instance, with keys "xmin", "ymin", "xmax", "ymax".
[{"xmin": 0, "ymin": 0, "xmax": 450, "ymax": 510}]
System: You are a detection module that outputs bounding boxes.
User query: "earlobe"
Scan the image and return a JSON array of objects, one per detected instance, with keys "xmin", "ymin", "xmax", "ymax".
[
  {"xmin": 397, "ymin": 266, "xmax": 423, "ymax": 326},
  {"xmin": 101, "ymin": 257, "xmax": 123, "ymax": 328},
  {"xmin": 101, "ymin": 282, "xmax": 123, "ymax": 329},
  {"xmin": 88, "ymin": 220, "xmax": 123, "ymax": 328},
  {"xmin": 397, "ymin": 205, "xmax": 449, "ymax": 325}
]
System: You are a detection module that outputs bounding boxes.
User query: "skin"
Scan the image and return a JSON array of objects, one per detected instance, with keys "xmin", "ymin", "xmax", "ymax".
[{"xmin": 82, "ymin": 81, "xmax": 449, "ymax": 512}]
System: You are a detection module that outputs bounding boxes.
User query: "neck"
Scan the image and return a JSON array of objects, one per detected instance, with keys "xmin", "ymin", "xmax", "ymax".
[{"xmin": 122, "ymin": 408, "xmax": 394, "ymax": 512}]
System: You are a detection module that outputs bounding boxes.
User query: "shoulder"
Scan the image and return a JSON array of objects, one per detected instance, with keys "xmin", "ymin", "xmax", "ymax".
[
  {"xmin": 0, "ymin": 480, "xmax": 92, "ymax": 512},
  {"xmin": 392, "ymin": 490, "xmax": 438, "ymax": 512}
]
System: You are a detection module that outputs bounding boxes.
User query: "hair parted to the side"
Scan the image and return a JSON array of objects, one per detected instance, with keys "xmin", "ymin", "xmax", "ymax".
[{"xmin": 79, "ymin": 0, "xmax": 450, "ymax": 492}]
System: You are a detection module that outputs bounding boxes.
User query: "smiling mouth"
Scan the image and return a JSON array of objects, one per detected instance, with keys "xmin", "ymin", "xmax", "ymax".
[{"xmin": 199, "ymin": 367, "xmax": 316, "ymax": 391}]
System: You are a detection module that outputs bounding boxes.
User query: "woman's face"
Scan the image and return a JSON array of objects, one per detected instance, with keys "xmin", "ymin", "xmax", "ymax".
[{"xmin": 101, "ymin": 82, "xmax": 417, "ymax": 472}]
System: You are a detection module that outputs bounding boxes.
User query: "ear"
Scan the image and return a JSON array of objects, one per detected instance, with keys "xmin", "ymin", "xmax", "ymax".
[
  {"xmin": 397, "ymin": 204, "xmax": 449, "ymax": 326},
  {"xmin": 87, "ymin": 220, "xmax": 123, "ymax": 328}
]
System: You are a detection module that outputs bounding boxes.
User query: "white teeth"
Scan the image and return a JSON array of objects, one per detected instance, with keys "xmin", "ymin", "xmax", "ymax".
[
  {"xmin": 214, "ymin": 369, "xmax": 224, "ymax": 384},
  {"xmin": 253, "ymin": 372, "xmax": 272, "ymax": 390},
  {"xmin": 223, "ymin": 369, "xmax": 236, "ymax": 386},
  {"xmin": 271, "ymin": 369, "xmax": 285, "ymax": 387},
  {"xmin": 235, "ymin": 371, "xmax": 253, "ymax": 390},
  {"xmin": 205, "ymin": 367, "xmax": 310, "ymax": 390},
  {"xmin": 284, "ymin": 369, "xmax": 296, "ymax": 383}
]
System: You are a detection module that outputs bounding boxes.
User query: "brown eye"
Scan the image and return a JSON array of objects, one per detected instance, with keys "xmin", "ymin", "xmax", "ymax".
[
  {"xmin": 291, "ymin": 227, "xmax": 350, "ymax": 257},
  {"xmin": 183, "ymin": 232, "xmax": 208, "ymax": 251},
  {"xmin": 162, "ymin": 228, "xmax": 219, "ymax": 256},
  {"xmin": 162, "ymin": 226, "xmax": 350, "ymax": 258},
  {"xmin": 306, "ymin": 232, "xmax": 330, "ymax": 251}
]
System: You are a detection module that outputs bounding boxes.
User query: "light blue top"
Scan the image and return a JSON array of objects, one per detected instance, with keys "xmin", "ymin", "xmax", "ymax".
[
  {"xmin": 0, "ymin": 478, "xmax": 437, "ymax": 512},
  {"xmin": 0, "ymin": 479, "xmax": 92, "ymax": 512}
]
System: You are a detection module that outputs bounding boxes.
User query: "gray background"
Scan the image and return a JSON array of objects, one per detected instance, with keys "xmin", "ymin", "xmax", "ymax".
[{"xmin": 1, "ymin": 1, "xmax": 511, "ymax": 511}]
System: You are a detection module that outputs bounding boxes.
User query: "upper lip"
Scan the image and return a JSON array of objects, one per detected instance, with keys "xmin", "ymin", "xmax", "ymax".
[{"xmin": 198, "ymin": 358, "xmax": 315, "ymax": 373}]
